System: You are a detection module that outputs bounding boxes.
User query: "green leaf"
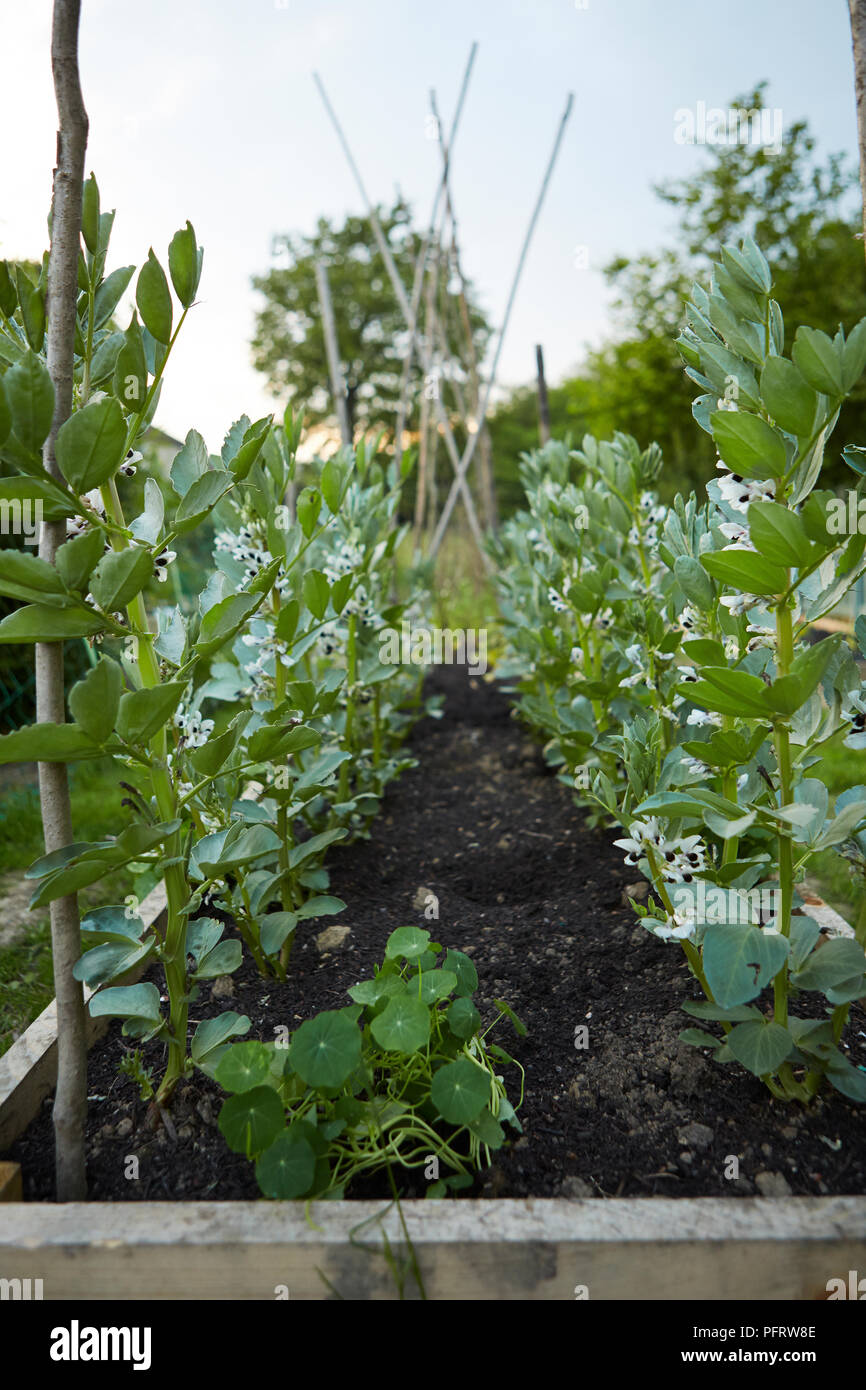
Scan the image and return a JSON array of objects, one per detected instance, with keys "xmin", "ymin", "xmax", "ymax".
[
  {"xmin": 0, "ymin": 603, "xmax": 105, "ymax": 644},
  {"xmin": 296, "ymin": 485, "xmax": 321, "ymax": 537},
  {"xmin": 218, "ymin": 1085, "xmax": 284, "ymax": 1157},
  {"xmin": 136, "ymin": 249, "xmax": 173, "ymax": 344},
  {"xmin": 255, "ymin": 1132, "xmax": 316, "ymax": 1198},
  {"xmin": 430, "ymin": 1058, "xmax": 490, "ymax": 1124},
  {"xmin": 0, "ymin": 476, "xmax": 76, "ymax": 523},
  {"xmin": 0, "ymin": 551, "xmax": 68, "ymax": 605},
  {"xmin": 0, "ymin": 722, "xmax": 102, "ymax": 764},
  {"xmin": 370, "ymin": 995, "xmax": 431, "ymax": 1054},
  {"xmin": 385, "ymin": 926, "xmax": 431, "ymax": 961},
  {"xmin": 259, "ymin": 912, "xmax": 298, "ymax": 956},
  {"xmin": 842, "ymin": 317, "xmax": 866, "ymax": 393},
  {"xmin": 214, "ymin": 1041, "xmax": 273, "ymax": 1093},
  {"xmin": 442, "ymin": 948, "xmax": 478, "ymax": 996},
  {"xmin": 320, "ymin": 458, "xmax": 345, "ymax": 513},
  {"xmin": 702, "ymin": 923, "xmax": 789, "ymax": 1008},
  {"xmin": 89, "ymin": 981, "xmax": 162, "ymax": 1025},
  {"xmin": 678, "ymin": 1027, "xmax": 722, "ymax": 1049},
  {"xmin": 447, "ymin": 996, "xmax": 481, "ymax": 1039},
  {"xmin": 68, "ymin": 657, "xmax": 122, "ymax": 741},
  {"xmin": 0, "ymin": 260, "xmax": 17, "ymax": 317},
  {"xmin": 174, "ymin": 469, "xmax": 232, "ymax": 534},
  {"xmin": 16, "ymin": 269, "xmax": 45, "ymax": 352},
  {"xmin": 56, "ymin": 529, "xmax": 105, "ymax": 592},
  {"xmin": 792, "ymin": 936, "xmax": 866, "ymax": 995},
  {"xmin": 4, "ymin": 351, "xmax": 54, "ymax": 455},
  {"xmin": 682, "ymin": 667, "xmax": 769, "ymax": 718},
  {"xmin": 81, "ymin": 175, "xmax": 100, "ymax": 252},
  {"xmin": 93, "ymin": 265, "xmax": 135, "ymax": 329},
  {"xmin": 73, "ymin": 937, "xmax": 155, "ymax": 987},
  {"xmin": 116, "ymin": 681, "xmax": 186, "ymax": 744},
  {"xmin": 169, "ymin": 429, "xmax": 208, "ymax": 496},
  {"xmin": 674, "ymin": 555, "xmax": 715, "ymax": 610},
  {"xmin": 191, "ymin": 1011, "xmax": 251, "ymax": 1064},
  {"xmin": 725, "ymin": 1020, "xmax": 793, "ymax": 1076},
  {"xmin": 296, "ymin": 895, "xmax": 345, "ymax": 921},
  {"xmin": 493, "ymin": 998, "xmax": 528, "ymax": 1036},
  {"xmin": 168, "ymin": 221, "xmax": 201, "ymax": 307},
  {"xmin": 55, "ymin": 396, "xmax": 126, "ymax": 493},
  {"xmin": 193, "ymin": 939, "xmax": 243, "ymax": 979},
  {"xmin": 747, "ymin": 501, "xmax": 813, "ymax": 568},
  {"xmin": 416, "ymin": 969, "xmax": 458, "ymax": 1004},
  {"xmin": 194, "ymin": 592, "xmax": 261, "ymax": 660},
  {"xmin": 288, "ymin": 1009, "xmax": 361, "ymax": 1088},
  {"xmin": 711, "ymin": 410, "xmax": 788, "ymax": 480},
  {"xmin": 681, "ymin": 999, "xmax": 763, "ymax": 1022},
  {"xmin": 701, "ymin": 549, "xmax": 788, "ymax": 595},
  {"xmin": 826, "ymin": 1051, "xmax": 866, "ymax": 1102},
  {"xmin": 792, "ymin": 326, "xmax": 843, "ymax": 397},
  {"xmin": 89, "ymin": 544, "xmax": 153, "ymax": 612},
  {"xmin": 302, "ymin": 569, "xmax": 330, "ymax": 620},
  {"xmin": 759, "ymin": 356, "xmax": 818, "ymax": 437},
  {"xmin": 287, "ymin": 827, "xmax": 346, "ymax": 870}
]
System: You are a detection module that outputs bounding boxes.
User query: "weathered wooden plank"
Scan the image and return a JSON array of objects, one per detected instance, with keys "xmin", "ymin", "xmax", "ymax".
[
  {"xmin": 0, "ymin": 1162, "xmax": 22, "ymax": 1202},
  {"xmin": 0, "ymin": 883, "xmax": 167, "ymax": 1151},
  {"xmin": 0, "ymin": 1198, "xmax": 863, "ymax": 1300}
]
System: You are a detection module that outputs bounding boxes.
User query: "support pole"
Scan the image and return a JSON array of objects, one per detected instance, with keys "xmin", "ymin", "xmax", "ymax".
[
  {"xmin": 428, "ymin": 92, "xmax": 574, "ymax": 559},
  {"xmin": 314, "ymin": 257, "xmax": 351, "ymax": 448},
  {"xmin": 536, "ymin": 344, "xmax": 551, "ymax": 445}
]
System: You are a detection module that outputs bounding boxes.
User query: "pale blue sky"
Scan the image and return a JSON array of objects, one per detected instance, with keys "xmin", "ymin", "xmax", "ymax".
[{"xmin": 1, "ymin": 0, "xmax": 860, "ymax": 448}]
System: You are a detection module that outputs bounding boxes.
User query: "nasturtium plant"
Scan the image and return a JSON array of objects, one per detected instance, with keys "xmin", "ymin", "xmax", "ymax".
[
  {"xmin": 212, "ymin": 927, "xmax": 525, "ymax": 1198},
  {"xmin": 494, "ymin": 235, "xmax": 866, "ymax": 1105}
]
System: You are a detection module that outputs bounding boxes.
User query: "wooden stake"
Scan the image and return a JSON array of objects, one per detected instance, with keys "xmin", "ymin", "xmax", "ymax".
[
  {"xmin": 313, "ymin": 69, "xmax": 489, "ymax": 561},
  {"xmin": 314, "ymin": 257, "xmax": 352, "ymax": 447},
  {"xmin": 850, "ymin": 1, "xmax": 866, "ymax": 259},
  {"xmin": 39, "ymin": 0, "xmax": 90, "ymax": 1202},
  {"xmin": 428, "ymin": 93, "xmax": 574, "ymax": 559},
  {"xmin": 536, "ymin": 344, "xmax": 551, "ymax": 444}
]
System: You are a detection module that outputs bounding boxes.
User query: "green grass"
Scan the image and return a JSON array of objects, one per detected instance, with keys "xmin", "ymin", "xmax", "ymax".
[{"xmin": 0, "ymin": 757, "xmax": 149, "ymax": 1057}]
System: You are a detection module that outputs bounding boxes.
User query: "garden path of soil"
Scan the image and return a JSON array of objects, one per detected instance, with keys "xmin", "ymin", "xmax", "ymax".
[{"xmin": 8, "ymin": 665, "xmax": 866, "ymax": 1201}]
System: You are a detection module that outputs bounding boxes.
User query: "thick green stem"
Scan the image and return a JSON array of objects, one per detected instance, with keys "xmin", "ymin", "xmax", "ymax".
[{"xmin": 338, "ymin": 614, "xmax": 358, "ymax": 803}]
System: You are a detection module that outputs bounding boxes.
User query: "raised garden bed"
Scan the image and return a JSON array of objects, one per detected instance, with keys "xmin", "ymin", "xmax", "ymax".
[{"xmin": 1, "ymin": 668, "xmax": 865, "ymax": 1298}]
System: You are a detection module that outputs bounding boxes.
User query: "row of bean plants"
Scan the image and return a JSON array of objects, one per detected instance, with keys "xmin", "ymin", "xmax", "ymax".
[
  {"xmin": 492, "ymin": 235, "xmax": 866, "ymax": 1106},
  {"xmin": 0, "ymin": 179, "xmax": 524, "ymax": 1195}
]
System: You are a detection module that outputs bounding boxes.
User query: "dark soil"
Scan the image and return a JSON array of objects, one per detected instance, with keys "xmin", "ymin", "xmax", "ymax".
[{"xmin": 8, "ymin": 665, "xmax": 866, "ymax": 1202}]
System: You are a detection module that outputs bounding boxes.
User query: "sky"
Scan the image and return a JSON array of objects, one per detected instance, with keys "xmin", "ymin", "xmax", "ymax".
[{"xmin": 0, "ymin": 0, "xmax": 861, "ymax": 452}]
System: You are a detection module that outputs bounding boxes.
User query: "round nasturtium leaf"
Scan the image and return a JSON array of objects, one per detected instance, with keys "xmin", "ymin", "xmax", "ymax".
[
  {"xmin": 288, "ymin": 1009, "xmax": 361, "ymax": 1088},
  {"xmin": 217, "ymin": 1085, "xmax": 284, "ymax": 1157},
  {"xmin": 255, "ymin": 1132, "xmax": 316, "ymax": 1199},
  {"xmin": 430, "ymin": 1058, "xmax": 490, "ymax": 1124},
  {"xmin": 385, "ymin": 926, "xmax": 430, "ymax": 961},
  {"xmin": 370, "ymin": 996, "xmax": 431, "ymax": 1055},
  {"xmin": 416, "ymin": 969, "xmax": 458, "ymax": 1005},
  {"xmin": 443, "ymin": 949, "xmax": 478, "ymax": 997},
  {"xmin": 214, "ymin": 1041, "xmax": 273, "ymax": 1094},
  {"xmin": 447, "ymin": 996, "xmax": 481, "ymax": 1040}
]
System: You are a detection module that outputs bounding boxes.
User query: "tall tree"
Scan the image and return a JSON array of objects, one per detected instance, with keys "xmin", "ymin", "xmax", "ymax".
[
  {"xmin": 41, "ymin": 0, "xmax": 90, "ymax": 1199},
  {"xmin": 491, "ymin": 85, "xmax": 866, "ymax": 501},
  {"xmin": 251, "ymin": 200, "xmax": 489, "ymax": 445}
]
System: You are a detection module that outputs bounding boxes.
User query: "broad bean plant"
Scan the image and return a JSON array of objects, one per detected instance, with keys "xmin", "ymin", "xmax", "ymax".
[
  {"xmin": 495, "ymin": 236, "xmax": 866, "ymax": 1105},
  {"xmin": 212, "ymin": 926, "xmax": 525, "ymax": 1199},
  {"xmin": 0, "ymin": 177, "xmax": 432, "ymax": 1103},
  {"xmin": 191, "ymin": 430, "xmax": 437, "ymax": 977}
]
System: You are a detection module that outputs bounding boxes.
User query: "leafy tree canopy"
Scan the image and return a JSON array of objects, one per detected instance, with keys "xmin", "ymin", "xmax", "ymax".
[{"xmin": 251, "ymin": 198, "xmax": 490, "ymax": 443}]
